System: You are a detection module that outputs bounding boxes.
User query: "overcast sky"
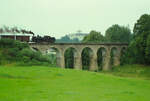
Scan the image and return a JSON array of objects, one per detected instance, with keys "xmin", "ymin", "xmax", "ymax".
[{"xmin": 0, "ymin": 0, "xmax": 150, "ymax": 38}]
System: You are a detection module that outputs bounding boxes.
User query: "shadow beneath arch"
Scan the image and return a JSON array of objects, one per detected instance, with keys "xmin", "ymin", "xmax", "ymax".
[
  {"xmin": 110, "ymin": 47, "xmax": 118, "ymax": 66},
  {"xmin": 120, "ymin": 47, "xmax": 127, "ymax": 65},
  {"xmin": 81, "ymin": 47, "xmax": 94, "ymax": 70},
  {"xmin": 64, "ymin": 47, "xmax": 77, "ymax": 69},
  {"xmin": 97, "ymin": 47, "xmax": 106, "ymax": 71}
]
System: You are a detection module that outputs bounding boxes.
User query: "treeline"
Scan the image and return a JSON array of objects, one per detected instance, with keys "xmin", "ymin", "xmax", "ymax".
[
  {"xmin": 56, "ymin": 35, "xmax": 80, "ymax": 43},
  {"xmin": 82, "ymin": 25, "xmax": 132, "ymax": 43}
]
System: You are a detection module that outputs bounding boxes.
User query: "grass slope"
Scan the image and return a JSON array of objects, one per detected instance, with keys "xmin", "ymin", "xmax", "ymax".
[
  {"xmin": 104, "ymin": 64, "xmax": 150, "ymax": 80},
  {"xmin": 0, "ymin": 66, "xmax": 150, "ymax": 101}
]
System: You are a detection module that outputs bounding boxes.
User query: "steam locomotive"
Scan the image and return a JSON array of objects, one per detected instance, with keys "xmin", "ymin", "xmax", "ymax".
[{"xmin": 32, "ymin": 35, "xmax": 56, "ymax": 43}]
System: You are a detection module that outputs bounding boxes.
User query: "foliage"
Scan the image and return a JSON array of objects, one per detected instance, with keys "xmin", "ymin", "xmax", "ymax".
[
  {"xmin": 146, "ymin": 34, "xmax": 150, "ymax": 62},
  {"xmin": 120, "ymin": 48, "xmax": 127, "ymax": 65},
  {"xmin": 0, "ymin": 39, "xmax": 52, "ymax": 66},
  {"xmin": 64, "ymin": 48, "xmax": 74, "ymax": 68},
  {"xmin": 108, "ymin": 64, "xmax": 150, "ymax": 80},
  {"xmin": 123, "ymin": 14, "xmax": 150, "ymax": 65},
  {"xmin": 56, "ymin": 35, "xmax": 80, "ymax": 43},
  {"xmin": 82, "ymin": 48, "xmax": 91, "ymax": 70},
  {"xmin": 82, "ymin": 30, "xmax": 105, "ymax": 43},
  {"xmin": 133, "ymin": 14, "xmax": 150, "ymax": 37},
  {"xmin": 0, "ymin": 38, "xmax": 28, "ymax": 49},
  {"xmin": 97, "ymin": 49, "xmax": 103, "ymax": 70},
  {"xmin": 105, "ymin": 24, "xmax": 132, "ymax": 43},
  {"xmin": 47, "ymin": 54, "xmax": 57, "ymax": 65}
]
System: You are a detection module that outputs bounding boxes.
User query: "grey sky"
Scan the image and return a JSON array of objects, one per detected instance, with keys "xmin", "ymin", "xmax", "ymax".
[{"xmin": 0, "ymin": 0, "xmax": 150, "ymax": 38}]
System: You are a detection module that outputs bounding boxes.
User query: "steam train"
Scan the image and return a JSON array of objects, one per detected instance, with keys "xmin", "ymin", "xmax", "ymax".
[{"xmin": 32, "ymin": 35, "xmax": 56, "ymax": 43}]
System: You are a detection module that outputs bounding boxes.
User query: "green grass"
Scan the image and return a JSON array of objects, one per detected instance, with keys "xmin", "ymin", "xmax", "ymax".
[
  {"xmin": 103, "ymin": 64, "xmax": 150, "ymax": 80},
  {"xmin": 0, "ymin": 65, "xmax": 150, "ymax": 101}
]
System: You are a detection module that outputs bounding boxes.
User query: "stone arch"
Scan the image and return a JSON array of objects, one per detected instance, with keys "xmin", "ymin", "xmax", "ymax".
[
  {"xmin": 81, "ymin": 47, "xmax": 94, "ymax": 70},
  {"xmin": 120, "ymin": 47, "xmax": 127, "ymax": 65},
  {"xmin": 64, "ymin": 47, "xmax": 79, "ymax": 69},
  {"xmin": 110, "ymin": 47, "xmax": 118, "ymax": 66},
  {"xmin": 97, "ymin": 47, "xmax": 107, "ymax": 71},
  {"xmin": 63, "ymin": 46, "xmax": 78, "ymax": 53},
  {"xmin": 48, "ymin": 47, "xmax": 61, "ymax": 67}
]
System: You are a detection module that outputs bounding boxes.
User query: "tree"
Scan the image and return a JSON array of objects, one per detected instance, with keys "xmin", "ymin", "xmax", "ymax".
[
  {"xmin": 133, "ymin": 14, "xmax": 150, "ymax": 37},
  {"xmin": 105, "ymin": 24, "xmax": 132, "ymax": 43},
  {"xmin": 123, "ymin": 14, "xmax": 150, "ymax": 65},
  {"xmin": 82, "ymin": 30, "xmax": 105, "ymax": 43},
  {"xmin": 56, "ymin": 35, "xmax": 80, "ymax": 43}
]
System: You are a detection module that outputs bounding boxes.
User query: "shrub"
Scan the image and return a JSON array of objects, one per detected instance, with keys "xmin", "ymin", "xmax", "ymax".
[
  {"xmin": 0, "ymin": 39, "xmax": 28, "ymax": 49},
  {"xmin": 0, "ymin": 39, "xmax": 53, "ymax": 66}
]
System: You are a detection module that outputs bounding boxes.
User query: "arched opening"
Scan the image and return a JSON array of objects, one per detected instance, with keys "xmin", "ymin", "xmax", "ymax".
[
  {"xmin": 110, "ymin": 47, "xmax": 118, "ymax": 66},
  {"xmin": 97, "ymin": 47, "xmax": 106, "ymax": 71},
  {"xmin": 64, "ymin": 47, "xmax": 77, "ymax": 69},
  {"xmin": 81, "ymin": 47, "xmax": 94, "ymax": 70},
  {"xmin": 120, "ymin": 47, "xmax": 127, "ymax": 65},
  {"xmin": 48, "ymin": 47, "xmax": 61, "ymax": 66}
]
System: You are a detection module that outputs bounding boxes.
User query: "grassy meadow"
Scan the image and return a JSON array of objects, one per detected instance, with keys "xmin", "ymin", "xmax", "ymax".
[{"xmin": 0, "ymin": 65, "xmax": 150, "ymax": 101}]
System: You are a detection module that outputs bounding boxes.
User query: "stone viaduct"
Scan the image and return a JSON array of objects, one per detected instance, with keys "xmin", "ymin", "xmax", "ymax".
[{"xmin": 29, "ymin": 43, "xmax": 128, "ymax": 71}]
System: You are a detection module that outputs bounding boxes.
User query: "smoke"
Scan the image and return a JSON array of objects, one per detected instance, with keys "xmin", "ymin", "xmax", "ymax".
[{"xmin": 0, "ymin": 26, "xmax": 34, "ymax": 35}]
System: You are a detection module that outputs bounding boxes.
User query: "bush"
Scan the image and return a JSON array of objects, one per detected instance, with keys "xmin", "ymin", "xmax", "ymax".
[
  {"xmin": 0, "ymin": 38, "xmax": 28, "ymax": 49},
  {"xmin": 19, "ymin": 48, "xmax": 51, "ymax": 65},
  {"xmin": 0, "ymin": 39, "xmax": 53, "ymax": 66}
]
